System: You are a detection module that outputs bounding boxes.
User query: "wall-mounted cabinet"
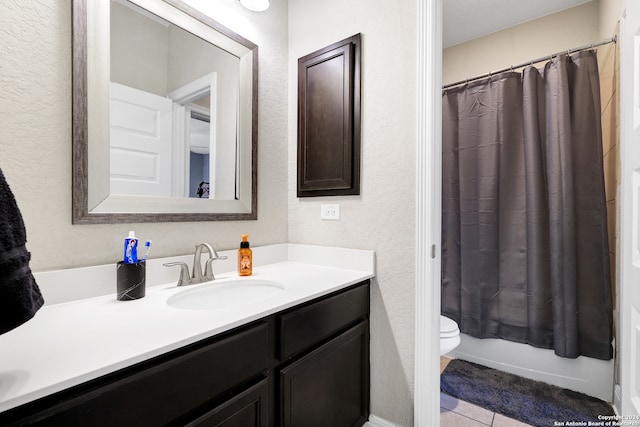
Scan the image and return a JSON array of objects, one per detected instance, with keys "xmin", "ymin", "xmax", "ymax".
[
  {"xmin": 297, "ymin": 34, "xmax": 361, "ymax": 197},
  {"xmin": 0, "ymin": 281, "xmax": 370, "ymax": 427}
]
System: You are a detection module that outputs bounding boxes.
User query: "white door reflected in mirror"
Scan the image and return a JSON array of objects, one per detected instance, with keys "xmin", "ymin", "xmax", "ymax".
[
  {"xmin": 109, "ymin": 0, "xmax": 239, "ymax": 201},
  {"xmin": 109, "ymin": 83, "xmax": 173, "ymax": 197}
]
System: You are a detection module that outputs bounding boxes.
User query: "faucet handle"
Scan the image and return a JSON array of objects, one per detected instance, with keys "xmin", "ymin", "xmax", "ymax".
[
  {"xmin": 163, "ymin": 262, "xmax": 191, "ymax": 286},
  {"xmin": 210, "ymin": 247, "xmax": 228, "ymax": 261},
  {"xmin": 203, "ymin": 255, "xmax": 227, "ymax": 278}
]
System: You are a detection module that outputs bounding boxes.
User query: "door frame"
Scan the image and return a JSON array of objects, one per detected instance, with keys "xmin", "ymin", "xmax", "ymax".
[
  {"xmin": 618, "ymin": 0, "xmax": 640, "ymax": 417},
  {"xmin": 414, "ymin": 1, "xmax": 442, "ymax": 426},
  {"xmin": 167, "ymin": 73, "xmax": 217, "ymax": 197}
]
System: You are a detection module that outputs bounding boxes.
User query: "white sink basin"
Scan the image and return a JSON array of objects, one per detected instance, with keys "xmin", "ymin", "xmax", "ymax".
[{"xmin": 167, "ymin": 279, "xmax": 285, "ymax": 310}]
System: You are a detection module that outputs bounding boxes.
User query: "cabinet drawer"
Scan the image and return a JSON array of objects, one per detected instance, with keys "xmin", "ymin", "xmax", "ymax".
[
  {"xmin": 278, "ymin": 281, "xmax": 369, "ymax": 360},
  {"xmin": 8, "ymin": 322, "xmax": 269, "ymax": 427}
]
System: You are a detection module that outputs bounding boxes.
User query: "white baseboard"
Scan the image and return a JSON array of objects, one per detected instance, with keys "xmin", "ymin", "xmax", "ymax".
[
  {"xmin": 613, "ymin": 384, "xmax": 622, "ymax": 415},
  {"xmin": 365, "ymin": 415, "xmax": 404, "ymax": 427}
]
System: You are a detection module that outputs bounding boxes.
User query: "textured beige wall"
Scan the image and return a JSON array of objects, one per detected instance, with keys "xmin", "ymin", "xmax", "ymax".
[
  {"xmin": 288, "ymin": 1, "xmax": 417, "ymax": 425},
  {"xmin": 598, "ymin": 23, "xmax": 621, "ymax": 392},
  {"xmin": 443, "ymin": 1, "xmax": 600, "ymax": 85},
  {"xmin": 599, "ymin": 0, "xmax": 624, "ymax": 38},
  {"xmin": 0, "ymin": 0, "xmax": 289, "ymax": 271}
]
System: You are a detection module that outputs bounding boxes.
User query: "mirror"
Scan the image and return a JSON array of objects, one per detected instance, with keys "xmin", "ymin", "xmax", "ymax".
[{"xmin": 72, "ymin": 0, "xmax": 258, "ymax": 223}]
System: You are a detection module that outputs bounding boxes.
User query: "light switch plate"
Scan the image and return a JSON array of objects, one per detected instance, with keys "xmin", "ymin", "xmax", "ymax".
[{"xmin": 320, "ymin": 204, "xmax": 340, "ymax": 220}]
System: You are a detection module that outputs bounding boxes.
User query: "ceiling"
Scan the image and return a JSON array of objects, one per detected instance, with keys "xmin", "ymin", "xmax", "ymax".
[{"xmin": 443, "ymin": 0, "xmax": 593, "ymax": 48}]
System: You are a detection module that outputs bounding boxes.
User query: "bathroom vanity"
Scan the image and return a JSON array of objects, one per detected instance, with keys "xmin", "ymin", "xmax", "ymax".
[{"xmin": 0, "ymin": 244, "xmax": 374, "ymax": 426}]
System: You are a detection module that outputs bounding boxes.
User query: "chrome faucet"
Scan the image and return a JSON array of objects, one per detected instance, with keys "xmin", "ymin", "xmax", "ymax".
[{"xmin": 164, "ymin": 243, "xmax": 228, "ymax": 286}]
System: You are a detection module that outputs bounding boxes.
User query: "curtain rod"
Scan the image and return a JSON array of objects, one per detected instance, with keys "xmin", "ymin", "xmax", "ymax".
[{"xmin": 442, "ymin": 35, "xmax": 617, "ymax": 90}]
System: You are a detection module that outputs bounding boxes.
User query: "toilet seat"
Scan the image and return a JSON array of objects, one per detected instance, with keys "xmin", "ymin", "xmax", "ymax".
[
  {"xmin": 440, "ymin": 315, "xmax": 461, "ymax": 356},
  {"xmin": 440, "ymin": 315, "xmax": 460, "ymax": 338}
]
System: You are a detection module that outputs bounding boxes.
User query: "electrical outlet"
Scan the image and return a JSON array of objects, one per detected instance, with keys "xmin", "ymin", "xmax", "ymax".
[{"xmin": 320, "ymin": 204, "xmax": 340, "ymax": 220}]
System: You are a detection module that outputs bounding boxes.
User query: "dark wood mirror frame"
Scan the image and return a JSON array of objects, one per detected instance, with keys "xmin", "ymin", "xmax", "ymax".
[
  {"xmin": 72, "ymin": 0, "xmax": 258, "ymax": 224},
  {"xmin": 297, "ymin": 34, "xmax": 361, "ymax": 198}
]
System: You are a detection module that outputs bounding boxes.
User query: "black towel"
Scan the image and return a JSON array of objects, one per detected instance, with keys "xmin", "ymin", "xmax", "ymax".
[{"xmin": 0, "ymin": 168, "xmax": 44, "ymax": 335}]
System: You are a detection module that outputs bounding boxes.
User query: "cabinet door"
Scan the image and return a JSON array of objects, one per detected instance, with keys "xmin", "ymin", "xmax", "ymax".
[
  {"xmin": 280, "ymin": 321, "xmax": 369, "ymax": 427},
  {"xmin": 186, "ymin": 378, "xmax": 268, "ymax": 427},
  {"xmin": 297, "ymin": 34, "xmax": 362, "ymax": 197}
]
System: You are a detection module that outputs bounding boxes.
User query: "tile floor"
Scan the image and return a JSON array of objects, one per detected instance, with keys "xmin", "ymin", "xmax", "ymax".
[{"xmin": 440, "ymin": 357, "xmax": 535, "ymax": 427}]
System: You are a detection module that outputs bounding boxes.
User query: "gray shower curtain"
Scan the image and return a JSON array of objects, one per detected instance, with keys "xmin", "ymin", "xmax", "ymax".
[{"xmin": 441, "ymin": 51, "xmax": 613, "ymax": 360}]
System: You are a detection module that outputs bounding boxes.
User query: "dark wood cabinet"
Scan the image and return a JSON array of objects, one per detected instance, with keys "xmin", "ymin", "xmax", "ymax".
[
  {"xmin": 280, "ymin": 322, "xmax": 369, "ymax": 427},
  {"xmin": 297, "ymin": 34, "xmax": 362, "ymax": 197},
  {"xmin": 0, "ymin": 281, "xmax": 370, "ymax": 427}
]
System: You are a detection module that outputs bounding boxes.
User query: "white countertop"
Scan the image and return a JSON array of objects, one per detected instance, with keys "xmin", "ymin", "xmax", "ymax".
[{"xmin": 0, "ymin": 244, "xmax": 374, "ymax": 413}]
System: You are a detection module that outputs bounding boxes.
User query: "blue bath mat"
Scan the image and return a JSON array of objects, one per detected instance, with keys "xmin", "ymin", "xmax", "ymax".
[{"xmin": 440, "ymin": 359, "xmax": 615, "ymax": 427}]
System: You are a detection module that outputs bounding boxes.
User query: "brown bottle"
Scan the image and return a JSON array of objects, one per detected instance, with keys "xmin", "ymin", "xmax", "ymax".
[{"xmin": 238, "ymin": 234, "xmax": 252, "ymax": 276}]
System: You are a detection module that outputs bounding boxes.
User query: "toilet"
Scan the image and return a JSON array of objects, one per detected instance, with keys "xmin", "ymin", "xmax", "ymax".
[{"xmin": 440, "ymin": 315, "xmax": 460, "ymax": 355}]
